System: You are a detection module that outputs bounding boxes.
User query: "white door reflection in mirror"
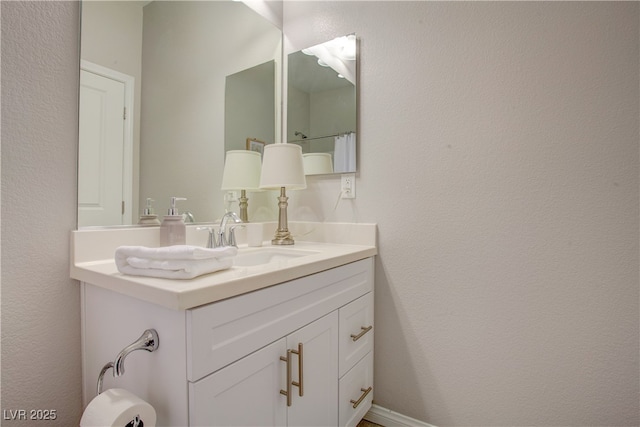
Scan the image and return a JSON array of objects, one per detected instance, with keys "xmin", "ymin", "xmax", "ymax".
[{"xmin": 78, "ymin": 63, "xmax": 134, "ymax": 227}]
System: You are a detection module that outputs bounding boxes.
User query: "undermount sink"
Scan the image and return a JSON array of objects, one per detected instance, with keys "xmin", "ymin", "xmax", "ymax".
[{"xmin": 233, "ymin": 247, "xmax": 320, "ymax": 267}]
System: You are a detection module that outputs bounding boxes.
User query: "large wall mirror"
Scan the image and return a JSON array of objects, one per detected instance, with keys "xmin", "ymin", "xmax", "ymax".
[
  {"xmin": 287, "ymin": 34, "xmax": 357, "ymax": 175},
  {"xmin": 78, "ymin": 0, "xmax": 282, "ymax": 228}
]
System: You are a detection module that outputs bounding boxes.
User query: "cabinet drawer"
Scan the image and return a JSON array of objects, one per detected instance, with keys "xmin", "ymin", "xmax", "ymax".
[
  {"xmin": 339, "ymin": 351, "xmax": 373, "ymax": 427},
  {"xmin": 187, "ymin": 258, "xmax": 374, "ymax": 381},
  {"xmin": 339, "ymin": 292, "xmax": 374, "ymax": 377}
]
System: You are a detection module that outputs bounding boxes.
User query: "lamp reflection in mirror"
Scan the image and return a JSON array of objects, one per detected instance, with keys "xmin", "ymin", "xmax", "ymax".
[
  {"xmin": 259, "ymin": 144, "xmax": 306, "ymax": 245},
  {"xmin": 221, "ymin": 150, "xmax": 262, "ymax": 222},
  {"xmin": 303, "ymin": 153, "xmax": 333, "ymax": 175}
]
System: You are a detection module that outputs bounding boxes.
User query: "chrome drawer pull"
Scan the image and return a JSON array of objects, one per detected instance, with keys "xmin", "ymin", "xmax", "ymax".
[
  {"xmin": 350, "ymin": 386, "xmax": 372, "ymax": 409},
  {"xmin": 350, "ymin": 325, "xmax": 372, "ymax": 342}
]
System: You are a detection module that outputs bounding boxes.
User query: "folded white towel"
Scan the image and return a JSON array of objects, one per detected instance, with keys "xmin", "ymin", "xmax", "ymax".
[
  {"xmin": 116, "ymin": 245, "xmax": 237, "ymax": 261},
  {"xmin": 115, "ymin": 245, "xmax": 237, "ymax": 279}
]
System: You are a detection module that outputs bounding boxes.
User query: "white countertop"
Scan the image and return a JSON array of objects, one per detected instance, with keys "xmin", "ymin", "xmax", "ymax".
[{"xmin": 71, "ymin": 222, "xmax": 377, "ymax": 310}]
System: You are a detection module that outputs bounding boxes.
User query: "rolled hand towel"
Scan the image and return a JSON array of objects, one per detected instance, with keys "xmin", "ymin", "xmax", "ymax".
[{"xmin": 115, "ymin": 245, "xmax": 238, "ymax": 279}]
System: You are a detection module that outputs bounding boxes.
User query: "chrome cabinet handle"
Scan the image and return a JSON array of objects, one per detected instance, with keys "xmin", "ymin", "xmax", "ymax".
[
  {"xmin": 291, "ymin": 343, "xmax": 304, "ymax": 396},
  {"xmin": 350, "ymin": 325, "xmax": 373, "ymax": 342},
  {"xmin": 280, "ymin": 349, "xmax": 293, "ymax": 406},
  {"xmin": 350, "ymin": 386, "xmax": 373, "ymax": 409}
]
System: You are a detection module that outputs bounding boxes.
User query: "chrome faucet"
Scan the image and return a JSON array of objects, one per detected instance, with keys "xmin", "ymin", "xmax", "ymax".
[
  {"xmin": 219, "ymin": 211, "xmax": 243, "ymax": 247},
  {"xmin": 113, "ymin": 329, "xmax": 159, "ymax": 377}
]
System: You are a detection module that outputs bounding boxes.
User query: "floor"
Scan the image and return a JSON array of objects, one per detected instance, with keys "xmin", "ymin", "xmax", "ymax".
[{"xmin": 358, "ymin": 419, "xmax": 384, "ymax": 427}]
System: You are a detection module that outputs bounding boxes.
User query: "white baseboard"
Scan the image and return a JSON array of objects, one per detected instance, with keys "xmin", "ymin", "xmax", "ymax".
[{"xmin": 364, "ymin": 404, "xmax": 436, "ymax": 427}]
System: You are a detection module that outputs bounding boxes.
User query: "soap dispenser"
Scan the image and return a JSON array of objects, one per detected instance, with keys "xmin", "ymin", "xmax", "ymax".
[
  {"xmin": 160, "ymin": 197, "xmax": 187, "ymax": 246},
  {"xmin": 138, "ymin": 198, "xmax": 161, "ymax": 225}
]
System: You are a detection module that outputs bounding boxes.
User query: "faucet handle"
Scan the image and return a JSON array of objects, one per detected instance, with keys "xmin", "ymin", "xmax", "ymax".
[
  {"xmin": 196, "ymin": 226, "xmax": 219, "ymax": 248},
  {"xmin": 228, "ymin": 224, "xmax": 245, "ymax": 248}
]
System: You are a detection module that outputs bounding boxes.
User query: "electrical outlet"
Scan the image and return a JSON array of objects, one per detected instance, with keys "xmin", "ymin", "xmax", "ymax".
[{"xmin": 341, "ymin": 173, "xmax": 356, "ymax": 199}]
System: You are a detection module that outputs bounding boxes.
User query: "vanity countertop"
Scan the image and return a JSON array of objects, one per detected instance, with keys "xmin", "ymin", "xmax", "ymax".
[{"xmin": 71, "ymin": 222, "xmax": 377, "ymax": 310}]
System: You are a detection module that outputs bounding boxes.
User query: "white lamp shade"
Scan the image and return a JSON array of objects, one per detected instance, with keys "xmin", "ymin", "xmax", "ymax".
[
  {"xmin": 303, "ymin": 153, "xmax": 333, "ymax": 175},
  {"xmin": 259, "ymin": 144, "xmax": 307, "ymax": 190},
  {"xmin": 221, "ymin": 150, "xmax": 262, "ymax": 191}
]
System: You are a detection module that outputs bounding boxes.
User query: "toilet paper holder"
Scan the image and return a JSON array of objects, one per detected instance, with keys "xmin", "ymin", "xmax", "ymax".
[{"xmin": 96, "ymin": 329, "xmax": 159, "ymax": 396}]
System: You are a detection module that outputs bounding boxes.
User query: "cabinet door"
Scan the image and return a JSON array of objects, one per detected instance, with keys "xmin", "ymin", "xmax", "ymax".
[
  {"xmin": 189, "ymin": 338, "xmax": 287, "ymax": 427},
  {"xmin": 286, "ymin": 312, "xmax": 339, "ymax": 427}
]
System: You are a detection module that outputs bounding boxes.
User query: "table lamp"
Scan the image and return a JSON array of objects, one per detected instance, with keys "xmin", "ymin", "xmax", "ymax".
[
  {"xmin": 259, "ymin": 144, "xmax": 306, "ymax": 245},
  {"xmin": 221, "ymin": 150, "xmax": 262, "ymax": 222}
]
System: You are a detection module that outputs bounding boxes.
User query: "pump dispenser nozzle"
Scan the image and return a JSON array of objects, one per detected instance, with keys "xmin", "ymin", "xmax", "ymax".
[
  {"xmin": 138, "ymin": 198, "xmax": 161, "ymax": 225},
  {"xmin": 143, "ymin": 198, "xmax": 155, "ymax": 215},
  {"xmin": 167, "ymin": 197, "xmax": 187, "ymax": 216},
  {"xmin": 160, "ymin": 197, "xmax": 187, "ymax": 246}
]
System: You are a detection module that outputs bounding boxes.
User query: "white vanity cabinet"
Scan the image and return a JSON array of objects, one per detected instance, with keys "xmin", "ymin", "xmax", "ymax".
[{"xmin": 81, "ymin": 256, "xmax": 374, "ymax": 427}]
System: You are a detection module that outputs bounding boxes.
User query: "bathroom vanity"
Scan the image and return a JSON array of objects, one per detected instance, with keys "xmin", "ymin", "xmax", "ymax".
[{"xmin": 72, "ymin": 222, "xmax": 376, "ymax": 427}]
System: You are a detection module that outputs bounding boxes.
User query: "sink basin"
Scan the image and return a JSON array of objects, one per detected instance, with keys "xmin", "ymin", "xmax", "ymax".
[{"xmin": 233, "ymin": 247, "xmax": 319, "ymax": 267}]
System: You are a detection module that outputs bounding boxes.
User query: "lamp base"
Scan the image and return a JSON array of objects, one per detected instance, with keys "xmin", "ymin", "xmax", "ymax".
[
  {"xmin": 271, "ymin": 186, "xmax": 295, "ymax": 245},
  {"xmin": 271, "ymin": 232, "xmax": 295, "ymax": 246},
  {"xmin": 238, "ymin": 189, "xmax": 249, "ymax": 223}
]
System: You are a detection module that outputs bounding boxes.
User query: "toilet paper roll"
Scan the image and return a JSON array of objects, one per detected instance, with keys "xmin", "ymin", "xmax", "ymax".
[{"xmin": 80, "ymin": 388, "xmax": 156, "ymax": 427}]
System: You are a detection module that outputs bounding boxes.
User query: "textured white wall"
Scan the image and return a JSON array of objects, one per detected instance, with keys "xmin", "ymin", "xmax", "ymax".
[
  {"xmin": 285, "ymin": 2, "xmax": 639, "ymax": 425},
  {"xmin": 1, "ymin": 1, "xmax": 82, "ymax": 426}
]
